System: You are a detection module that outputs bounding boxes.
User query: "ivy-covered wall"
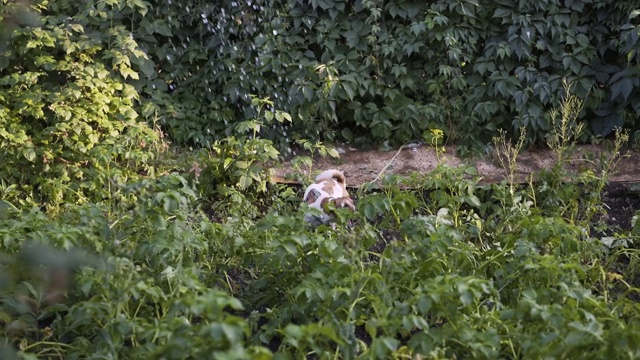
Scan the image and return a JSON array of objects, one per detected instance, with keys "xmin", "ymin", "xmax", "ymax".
[{"xmin": 2, "ymin": 0, "xmax": 640, "ymax": 155}]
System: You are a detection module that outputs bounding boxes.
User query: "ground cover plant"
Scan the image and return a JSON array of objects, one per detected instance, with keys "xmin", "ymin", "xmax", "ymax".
[
  {"xmin": 2, "ymin": 79, "xmax": 640, "ymax": 359},
  {"xmin": 2, "ymin": 1, "xmax": 640, "ymax": 359}
]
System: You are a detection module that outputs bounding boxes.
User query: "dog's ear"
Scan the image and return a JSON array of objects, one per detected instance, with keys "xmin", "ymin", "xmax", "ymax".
[
  {"xmin": 346, "ymin": 199, "xmax": 357, "ymax": 211},
  {"xmin": 305, "ymin": 188, "xmax": 321, "ymax": 204},
  {"xmin": 335, "ymin": 197, "xmax": 356, "ymax": 211}
]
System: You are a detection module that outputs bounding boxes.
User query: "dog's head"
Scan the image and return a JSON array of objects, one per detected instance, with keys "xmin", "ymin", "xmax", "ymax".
[
  {"xmin": 319, "ymin": 196, "xmax": 357, "ymax": 222},
  {"xmin": 333, "ymin": 196, "xmax": 356, "ymax": 211},
  {"xmin": 331, "ymin": 196, "xmax": 357, "ymax": 228}
]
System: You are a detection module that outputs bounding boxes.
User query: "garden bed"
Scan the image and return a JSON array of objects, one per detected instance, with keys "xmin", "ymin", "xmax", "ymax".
[{"xmin": 273, "ymin": 144, "xmax": 640, "ymax": 186}]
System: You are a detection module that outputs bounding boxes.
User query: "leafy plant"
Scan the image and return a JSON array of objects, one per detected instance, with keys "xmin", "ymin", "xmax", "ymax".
[
  {"xmin": 2, "ymin": 1, "xmax": 640, "ymax": 359},
  {"xmin": 423, "ymin": 128, "xmax": 446, "ymax": 162},
  {"xmin": 529, "ymin": 81, "xmax": 630, "ymax": 229},
  {"xmin": 12, "ymin": 0, "xmax": 636, "ymax": 153},
  {"xmin": 492, "ymin": 127, "xmax": 527, "ymax": 200},
  {"xmin": 547, "ymin": 79, "xmax": 588, "ymax": 165},
  {"xmin": 0, "ymin": 0, "xmax": 162, "ymax": 209},
  {"xmin": 289, "ymin": 140, "xmax": 341, "ymax": 184}
]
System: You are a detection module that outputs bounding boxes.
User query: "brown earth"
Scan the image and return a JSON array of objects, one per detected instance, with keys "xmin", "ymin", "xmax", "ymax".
[{"xmin": 272, "ymin": 144, "xmax": 640, "ymax": 187}]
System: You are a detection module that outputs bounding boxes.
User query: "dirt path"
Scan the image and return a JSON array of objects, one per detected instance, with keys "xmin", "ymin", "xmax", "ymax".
[{"xmin": 272, "ymin": 144, "xmax": 640, "ymax": 187}]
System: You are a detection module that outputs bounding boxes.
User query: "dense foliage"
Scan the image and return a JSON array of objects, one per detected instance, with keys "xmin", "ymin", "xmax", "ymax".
[
  {"xmin": 2, "ymin": 133, "xmax": 640, "ymax": 358},
  {"xmin": 0, "ymin": 0, "xmax": 162, "ymax": 206},
  {"xmin": 131, "ymin": 0, "xmax": 640, "ymax": 152},
  {"xmin": 4, "ymin": 0, "xmax": 639, "ymax": 155},
  {"xmin": 2, "ymin": 0, "xmax": 640, "ymax": 359}
]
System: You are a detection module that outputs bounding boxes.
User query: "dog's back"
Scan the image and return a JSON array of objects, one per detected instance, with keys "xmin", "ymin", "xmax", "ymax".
[
  {"xmin": 310, "ymin": 169, "xmax": 349, "ymax": 198},
  {"xmin": 315, "ymin": 169, "xmax": 347, "ymax": 184},
  {"xmin": 303, "ymin": 169, "xmax": 355, "ymax": 226}
]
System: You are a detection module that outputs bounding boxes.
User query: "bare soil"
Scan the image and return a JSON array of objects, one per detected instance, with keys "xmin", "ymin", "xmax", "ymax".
[{"xmin": 272, "ymin": 144, "xmax": 640, "ymax": 187}]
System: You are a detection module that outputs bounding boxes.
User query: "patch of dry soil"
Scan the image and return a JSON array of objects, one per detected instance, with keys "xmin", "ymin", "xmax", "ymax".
[{"xmin": 272, "ymin": 144, "xmax": 640, "ymax": 187}]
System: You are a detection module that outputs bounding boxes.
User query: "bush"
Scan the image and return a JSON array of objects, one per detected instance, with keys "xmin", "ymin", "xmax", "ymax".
[
  {"xmin": 7, "ymin": 0, "xmax": 637, "ymax": 153},
  {"xmin": 0, "ymin": 0, "xmax": 160, "ymax": 208},
  {"xmin": 2, "ymin": 2, "xmax": 640, "ymax": 359},
  {"xmin": 81, "ymin": 0, "xmax": 640, "ymax": 152}
]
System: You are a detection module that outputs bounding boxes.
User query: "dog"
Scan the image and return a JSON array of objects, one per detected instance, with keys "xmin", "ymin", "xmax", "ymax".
[{"xmin": 303, "ymin": 169, "xmax": 357, "ymax": 227}]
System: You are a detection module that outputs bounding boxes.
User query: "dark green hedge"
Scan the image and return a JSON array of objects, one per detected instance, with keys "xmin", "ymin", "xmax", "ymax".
[{"xmin": 3, "ymin": 0, "xmax": 640, "ymax": 153}]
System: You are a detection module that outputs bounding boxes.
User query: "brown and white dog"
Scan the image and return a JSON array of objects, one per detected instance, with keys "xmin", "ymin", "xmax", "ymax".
[{"xmin": 303, "ymin": 169, "xmax": 356, "ymax": 227}]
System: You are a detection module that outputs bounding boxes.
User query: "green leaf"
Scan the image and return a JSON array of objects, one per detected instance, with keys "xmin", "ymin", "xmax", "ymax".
[
  {"xmin": 466, "ymin": 195, "xmax": 481, "ymax": 208},
  {"xmin": 380, "ymin": 337, "xmax": 399, "ymax": 351},
  {"xmin": 132, "ymin": 0, "xmax": 149, "ymax": 16},
  {"xmin": 284, "ymin": 324, "xmax": 303, "ymax": 338},
  {"xmin": 410, "ymin": 21, "xmax": 426, "ymax": 36},
  {"xmin": 327, "ymin": 148, "xmax": 340, "ymax": 158},
  {"xmin": 0, "ymin": 56, "xmax": 9, "ymax": 70},
  {"xmin": 282, "ymin": 241, "xmax": 298, "ymax": 255},
  {"xmin": 136, "ymin": 58, "xmax": 155, "ymax": 77},
  {"xmin": 238, "ymin": 174, "xmax": 252, "ymax": 189},
  {"xmin": 23, "ymin": 148, "xmax": 36, "ymax": 162},
  {"xmin": 223, "ymin": 158, "xmax": 233, "ymax": 170},
  {"xmin": 611, "ymin": 77, "xmax": 633, "ymax": 101},
  {"xmin": 342, "ymin": 82, "xmax": 355, "ymax": 100},
  {"xmin": 119, "ymin": 66, "xmax": 139, "ymax": 80},
  {"xmin": 235, "ymin": 161, "xmax": 249, "ymax": 170}
]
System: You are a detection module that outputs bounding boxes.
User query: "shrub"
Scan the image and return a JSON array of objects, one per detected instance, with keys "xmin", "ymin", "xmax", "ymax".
[
  {"xmin": 108, "ymin": 0, "xmax": 640, "ymax": 151},
  {"xmin": 8, "ymin": 0, "xmax": 638, "ymax": 153},
  {"xmin": 0, "ymin": 0, "xmax": 160, "ymax": 208}
]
